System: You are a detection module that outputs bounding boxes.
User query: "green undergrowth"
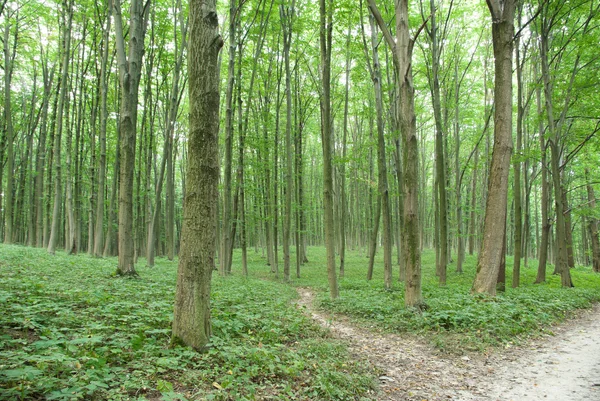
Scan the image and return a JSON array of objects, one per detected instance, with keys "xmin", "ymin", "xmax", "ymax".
[
  {"xmin": 251, "ymin": 246, "xmax": 600, "ymax": 354},
  {"xmin": 0, "ymin": 245, "xmax": 376, "ymax": 401}
]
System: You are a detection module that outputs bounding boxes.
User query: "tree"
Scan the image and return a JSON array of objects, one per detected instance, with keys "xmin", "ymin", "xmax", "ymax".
[
  {"xmin": 471, "ymin": 0, "xmax": 514, "ymax": 296},
  {"xmin": 47, "ymin": 0, "xmax": 74, "ymax": 255},
  {"xmin": 586, "ymin": 169, "xmax": 600, "ymax": 273},
  {"xmin": 172, "ymin": 0, "xmax": 223, "ymax": 349},
  {"xmin": 113, "ymin": 0, "xmax": 150, "ymax": 275},
  {"xmin": 368, "ymin": 0, "xmax": 425, "ymax": 307},
  {"xmin": 319, "ymin": 0, "xmax": 338, "ymax": 300},
  {"xmin": 281, "ymin": 0, "xmax": 296, "ymax": 283},
  {"xmin": 93, "ymin": 0, "xmax": 112, "ymax": 257}
]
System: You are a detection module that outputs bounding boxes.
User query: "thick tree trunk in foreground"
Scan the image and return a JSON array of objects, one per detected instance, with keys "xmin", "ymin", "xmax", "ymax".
[
  {"xmin": 472, "ymin": 0, "xmax": 514, "ymax": 296},
  {"xmin": 172, "ymin": 0, "xmax": 222, "ymax": 350}
]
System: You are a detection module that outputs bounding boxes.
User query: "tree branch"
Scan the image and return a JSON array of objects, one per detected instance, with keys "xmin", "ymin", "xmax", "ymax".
[{"xmin": 367, "ymin": 0, "xmax": 396, "ymax": 51}]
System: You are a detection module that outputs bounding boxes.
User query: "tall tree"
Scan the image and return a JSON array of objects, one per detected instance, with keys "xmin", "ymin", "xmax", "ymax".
[
  {"xmin": 93, "ymin": 0, "xmax": 112, "ymax": 257},
  {"xmin": 471, "ymin": 0, "xmax": 515, "ymax": 295},
  {"xmin": 369, "ymin": 0, "xmax": 425, "ymax": 307},
  {"xmin": 48, "ymin": 0, "xmax": 74, "ymax": 255},
  {"xmin": 319, "ymin": 0, "xmax": 338, "ymax": 299},
  {"xmin": 113, "ymin": 0, "xmax": 150, "ymax": 275},
  {"xmin": 172, "ymin": 0, "xmax": 222, "ymax": 349},
  {"xmin": 281, "ymin": 0, "xmax": 295, "ymax": 283}
]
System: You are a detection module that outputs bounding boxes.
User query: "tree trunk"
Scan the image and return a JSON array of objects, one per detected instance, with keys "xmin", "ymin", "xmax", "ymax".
[
  {"xmin": 93, "ymin": 0, "xmax": 112, "ymax": 257},
  {"xmin": 113, "ymin": 0, "xmax": 149, "ymax": 276},
  {"xmin": 472, "ymin": 0, "xmax": 515, "ymax": 296},
  {"xmin": 367, "ymin": 196, "xmax": 381, "ymax": 281},
  {"xmin": 535, "ymin": 72, "xmax": 549, "ymax": 283},
  {"xmin": 369, "ymin": 15, "xmax": 392, "ymax": 290},
  {"xmin": 281, "ymin": 1, "xmax": 295, "ymax": 283},
  {"xmin": 48, "ymin": 0, "xmax": 74, "ymax": 255},
  {"xmin": 172, "ymin": 0, "xmax": 222, "ymax": 349},
  {"xmin": 320, "ymin": 0, "xmax": 338, "ymax": 299},
  {"xmin": 540, "ymin": 18, "xmax": 572, "ymax": 287},
  {"xmin": 428, "ymin": 0, "xmax": 447, "ymax": 285},
  {"xmin": 220, "ymin": 0, "xmax": 237, "ymax": 275},
  {"xmin": 512, "ymin": 10, "xmax": 524, "ymax": 288},
  {"xmin": 585, "ymin": 170, "xmax": 600, "ymax": 273}
]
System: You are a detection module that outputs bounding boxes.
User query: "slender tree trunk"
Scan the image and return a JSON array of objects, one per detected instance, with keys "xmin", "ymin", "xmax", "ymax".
[
  {"xmin": 35, "ymin": 59, "xmax": 55, "ymax": 248},
  {"xmin": 48, "ymin": 0, "xmax": 74, "ymax": 255},
  {"xmin": 369, "ymin": 15, "xmax": 392, "ymax": 290},
  {"xmin": 113, "ymin": 0, "xmax": 150, "ymax": 276},
  {"xmin": 93, "ymin": 1, "xmax": 112, "ymax": 257},
  {"xmin": 104, "ymin": 126, "xmax": 120, "ymax": 258},
  {"xmin": 281, "ymin": 1, "xmax": 295, "ymax": 283},
  {"xmin": 367, "ymin": 196, "xmax": 381, "ymax": 281},
  {"xmin": 320, "ymin": 0, "xmax": 338, "ymax": 299},
  {"xmin": 428, "ymin": 0, "xmax": 447, "ymax": 285},
  {"xmin": 220, "ymin": 0, "xmax": 237, "ymax": 275},
  {"xmin": 540, "ymin": 19, "xmax": 572, "ymax": 287},
  {"xmin": 512, "ymin": 11, "xmax": 524, "ymax": 288},
  {"xmin": 2, "ymin": 15, "xmax": 16, "ymax": 244},
  {"xmin": 535, "ymin": 74, "xmax": 549, "ymax": 283},
  {"xmin": 585, "ymin": 169, "xmax": 600, "ymax": 273},
  {"xmin": 339, "ymin": 25, "xmax": 351, "ymax": 279}
]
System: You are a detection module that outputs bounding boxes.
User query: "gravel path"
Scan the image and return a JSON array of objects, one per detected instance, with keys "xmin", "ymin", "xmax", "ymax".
[{"xmin": 296, "ymin": 288, "xmax": 600, "ymax": 401}]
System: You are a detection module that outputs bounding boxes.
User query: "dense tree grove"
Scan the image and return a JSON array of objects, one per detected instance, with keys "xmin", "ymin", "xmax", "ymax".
[{"xmin": 1, "ymin": 0, "xmax": 599, "ymax": 324}]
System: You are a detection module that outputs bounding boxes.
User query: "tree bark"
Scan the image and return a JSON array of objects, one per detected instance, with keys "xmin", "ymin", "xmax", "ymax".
[
  {"xmin": 369, "ymin": 15, "xmax": 392, "ymax": 290},
  {"xmin": 320, "ymin": 0, "xmax": 338, "ymax": 299},
  {"xmin": 113, "ymin": 0, "xmax": 150, "ymax": 276},
  {"xmin": 48, "ymin": 0, "xmax": 74, "ymax": 255},
  {"xmin": 172, "ymin": 0, "xmax": 222, "ymax": 349},
  {"xmin": 472, "ymin": 0, "xmax": 515, "ymax": 296},
  {"xmin": 585, "ymin": 169, "xmax": 600, "ymax": 273},
  {"xmin": 368, "ymin": 0, "xmax": 424, "ymax": 306}
]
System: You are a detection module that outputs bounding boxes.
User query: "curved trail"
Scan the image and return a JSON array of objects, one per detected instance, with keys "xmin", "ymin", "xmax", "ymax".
[{"xmin": 296, "ymin": 288, "xmax": 600, "ymax": 401}]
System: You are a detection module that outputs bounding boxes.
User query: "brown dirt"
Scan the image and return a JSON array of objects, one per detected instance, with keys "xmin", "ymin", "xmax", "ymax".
[{"xmin": 295, "ymin": 288, "xmax": 600, "ymax": 401}]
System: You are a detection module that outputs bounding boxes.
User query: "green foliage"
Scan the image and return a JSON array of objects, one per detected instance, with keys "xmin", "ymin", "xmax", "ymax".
[{"xmin": 0, "ymin": 245, "xmax": 376, "ymax": 400}]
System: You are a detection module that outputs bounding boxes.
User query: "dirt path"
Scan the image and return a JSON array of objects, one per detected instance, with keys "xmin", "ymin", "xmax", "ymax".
[{"xmin": 296, "ymin": 288, "xmax": 600, "ymax": 401}]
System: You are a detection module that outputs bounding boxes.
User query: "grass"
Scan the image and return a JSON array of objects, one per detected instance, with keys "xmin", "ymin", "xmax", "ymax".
[
  {"xmin": 0, "ymin": 245, "xmax": 376, "ymax": 401},
  {"xmin": 2, "ymin": 243, "xmax": 599, "ymax": 400}
]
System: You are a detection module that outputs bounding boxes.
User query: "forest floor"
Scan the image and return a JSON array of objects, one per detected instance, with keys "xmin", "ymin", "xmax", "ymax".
[{"xmin": 297, "ymin": 288, "xmax": 600, "ymax": 401}]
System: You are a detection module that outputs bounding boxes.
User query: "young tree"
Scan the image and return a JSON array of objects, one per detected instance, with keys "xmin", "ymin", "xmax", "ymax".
[{"xmin": 172, "ymin": 0, "xmax": 223, "ymax": 349}]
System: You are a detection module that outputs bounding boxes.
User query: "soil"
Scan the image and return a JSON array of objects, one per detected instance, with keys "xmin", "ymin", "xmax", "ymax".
[{"xmin": 296, "ymin": 288, "xmax": 600, "ymax": 401}]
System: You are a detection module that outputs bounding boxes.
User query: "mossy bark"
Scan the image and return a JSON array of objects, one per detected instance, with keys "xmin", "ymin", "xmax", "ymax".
[{"xmin": 172, "ymin": 0, "xmax": 222, "ymax": 350}]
